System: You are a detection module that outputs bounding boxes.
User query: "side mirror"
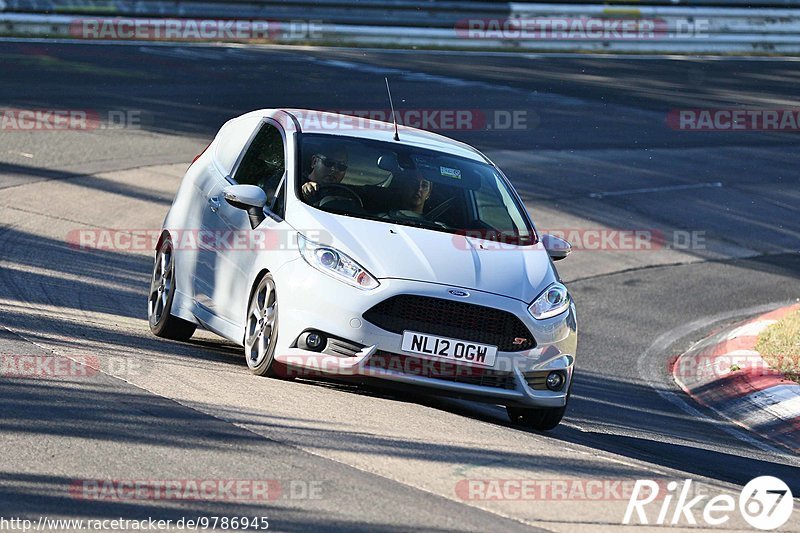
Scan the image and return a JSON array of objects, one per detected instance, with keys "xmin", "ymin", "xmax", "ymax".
[
  {"xmin": 222, "ymin": 184, "xmax": 267, "ymax": 229},
  {"xmin": 541, "ymin": 234, "xmax": 571, "ymax": 261}
]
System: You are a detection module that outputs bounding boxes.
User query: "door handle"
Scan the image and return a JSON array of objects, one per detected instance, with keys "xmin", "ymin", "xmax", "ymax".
[{"xmin": 208, "ymin": 196, "xmax": 221, "ymax": 213}]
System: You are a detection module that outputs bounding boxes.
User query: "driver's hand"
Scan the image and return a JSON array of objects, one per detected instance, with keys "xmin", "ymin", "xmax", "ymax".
[{"xmin": 301, "ymin": 182, "xmax": 320, "ymax": 200}]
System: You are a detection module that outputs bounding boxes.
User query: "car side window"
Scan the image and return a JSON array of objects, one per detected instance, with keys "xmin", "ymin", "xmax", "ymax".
[{"xmin": 234, "ymin": 122, "xmax": 286, "ymax": 205}]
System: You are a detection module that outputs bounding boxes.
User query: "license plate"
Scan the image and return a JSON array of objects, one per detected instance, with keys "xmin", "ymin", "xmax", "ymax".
[{"xmin": 401, "ymin": 331, "xmax": 497, "ymax": 367}]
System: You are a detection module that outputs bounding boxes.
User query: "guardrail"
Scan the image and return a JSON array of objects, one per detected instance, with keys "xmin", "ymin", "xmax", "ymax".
[
  {"xmin": 0, "ymin": 0, "xmax": 507, "ymax": 27},
  {"xmin": 1, "ymin": 3, "xmax": 799, "ymax": 54},
  {"xmin": 4, "ymin": 0, "xmax": 800, "ymax": 13}
]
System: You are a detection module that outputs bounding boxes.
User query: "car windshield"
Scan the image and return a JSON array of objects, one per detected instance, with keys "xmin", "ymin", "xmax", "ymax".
[{"xmin": 297, "ymin": 134, "xmax": 535, "ymax": 245}]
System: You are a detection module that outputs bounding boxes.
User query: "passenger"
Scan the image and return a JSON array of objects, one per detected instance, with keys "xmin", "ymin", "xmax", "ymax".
[{"xmin": 397, "ymin": 174, "xmax": 433, "ymax": 215}]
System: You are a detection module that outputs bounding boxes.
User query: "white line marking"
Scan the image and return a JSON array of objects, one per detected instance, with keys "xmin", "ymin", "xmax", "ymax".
[
  {"xmin": 6, "ymin": 150, "xmax": 34, "ymax": 158},
  {"xmin": 726, "ymin": 320, "xmax": 777, "ymax": 339},
  {"xmin": 590, "ymin": 181, "xmax": 722, "ymax": 199},
  {"xmin": 722, "ymin": 348, "xmax": 761, "ymax": 356}
]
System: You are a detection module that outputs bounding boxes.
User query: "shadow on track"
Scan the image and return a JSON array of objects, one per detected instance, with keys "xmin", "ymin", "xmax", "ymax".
[
  {"xmin": 1, "ymin": 220, "xmax": 799, "ymax": 497},
  {"xmin": 0, "ymin": 162, "xmax": 172, "ymax": 205}
]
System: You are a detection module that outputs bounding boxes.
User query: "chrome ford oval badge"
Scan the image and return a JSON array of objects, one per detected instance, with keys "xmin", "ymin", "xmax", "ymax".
[{"xmin": 448, "ymin": 289, "xmax": 470, "ymax": 297}]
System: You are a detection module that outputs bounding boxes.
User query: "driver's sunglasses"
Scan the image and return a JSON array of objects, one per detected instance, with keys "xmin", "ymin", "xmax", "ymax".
[{"xmin": 317, "ymin": 155, "xmax": 348, "ymax": 172}]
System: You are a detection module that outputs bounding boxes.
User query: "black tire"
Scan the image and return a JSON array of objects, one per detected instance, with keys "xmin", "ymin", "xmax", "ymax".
[
  {"xmin": 243, "ymin": 273, "xmax": 284, "ymax": 377},
  {"xmin": 148, "ymin": 237, "xmax": 197, "ymax": 341},
  {"xmin": 506, "ymin": 405, "xmax": 566, "ymax": 431},
  {"xmin": 507, "ymin": 379, "xmax": 571, "ymax": 431}
]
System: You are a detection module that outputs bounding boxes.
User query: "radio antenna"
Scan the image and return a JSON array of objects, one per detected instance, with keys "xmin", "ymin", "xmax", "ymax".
[{"xmin": 384, "ymin": 77, "xmax": 400, "ymax": 141}]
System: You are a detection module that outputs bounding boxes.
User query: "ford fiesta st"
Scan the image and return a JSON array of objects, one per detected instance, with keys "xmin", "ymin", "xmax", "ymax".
[{"xmin": 148, "ymin": 109, "xmax": 577, "ymax": 430}]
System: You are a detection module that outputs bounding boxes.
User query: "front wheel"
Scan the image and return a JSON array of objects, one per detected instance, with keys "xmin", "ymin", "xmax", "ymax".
[
  {"xmin": 506, "ymin": 405, "xmax": 566, "ymax": 431},
  {"xmin": 244, "ymin": 274, "xmax": 282, "ymax": 377},
  {"xmin": 508, "ymin": 373, "xmax": 572, "ymax": 430}
]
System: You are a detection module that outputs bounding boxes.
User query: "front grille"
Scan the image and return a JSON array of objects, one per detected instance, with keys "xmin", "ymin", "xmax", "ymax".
[
  {"xmin": 363, "ymin": 295, "xmax": 535, "ymax": 352},
  {"xmin": 366, "ymin": 351, "xmax": 517, "ymax": 390}
]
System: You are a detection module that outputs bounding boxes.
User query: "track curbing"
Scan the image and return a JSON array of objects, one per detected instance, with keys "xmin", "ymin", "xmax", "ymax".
[{"xmin": 673, "ymin": 303, "xmax": 800, "ymax": 453}]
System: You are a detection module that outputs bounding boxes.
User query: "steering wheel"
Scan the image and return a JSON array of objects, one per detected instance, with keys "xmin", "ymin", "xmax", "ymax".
[
  {"xmin": 317, "ymin": 183, "xmax": 364, "ymax": 208},
  {"xmin": 426, "ymin": 197, "xmax": 455, "ymax": 222}
]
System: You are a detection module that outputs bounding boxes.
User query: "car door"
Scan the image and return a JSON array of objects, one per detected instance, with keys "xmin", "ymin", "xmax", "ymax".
[
  {"xmin": 193, "ymin": 113, "xmax": 262, "ymax": 313},
  {"xmin": 205, "ymin": 119, "xmax": 289, "ymax": 328}
]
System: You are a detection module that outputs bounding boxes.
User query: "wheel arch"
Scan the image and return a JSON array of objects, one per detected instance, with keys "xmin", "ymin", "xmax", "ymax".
[{"xmin": 156, "ymin": 229, "xmax": 171, "ymax": 252}]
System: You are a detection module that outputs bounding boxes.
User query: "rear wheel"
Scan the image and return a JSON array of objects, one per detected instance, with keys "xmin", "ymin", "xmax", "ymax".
[
  {"xmin": 244, "ymin": 274, "xmax": 283, "ymax": 377},
  {"xmin": 148, "ymin": 238, "xmax": 196, "ymax": 341}
]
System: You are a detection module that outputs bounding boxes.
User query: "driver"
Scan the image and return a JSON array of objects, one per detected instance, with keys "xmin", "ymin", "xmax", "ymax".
[{"xmin": 301, "ymin": 145, "xmax": 348, "ymax": 201}]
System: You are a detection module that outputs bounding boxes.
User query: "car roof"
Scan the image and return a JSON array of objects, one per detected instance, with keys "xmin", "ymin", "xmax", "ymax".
[{"xmin": 278, "ymin": 108, "xmax": 489, "ymax": 164}]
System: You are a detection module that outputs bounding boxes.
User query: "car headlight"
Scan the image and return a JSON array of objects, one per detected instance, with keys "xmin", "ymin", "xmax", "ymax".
[
  {"xmin": 528, "ymin": 282, "xmax": 570, "ymax": 320},
  {"xmin": 298, "ymin": 233, "xmax": 379, "ymax": 290}
]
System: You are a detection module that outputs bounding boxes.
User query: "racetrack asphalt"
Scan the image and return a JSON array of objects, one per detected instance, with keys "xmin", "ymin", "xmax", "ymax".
[{"xmin": 0, "ymin": 41, "xmax": 798, "ymax": 531}]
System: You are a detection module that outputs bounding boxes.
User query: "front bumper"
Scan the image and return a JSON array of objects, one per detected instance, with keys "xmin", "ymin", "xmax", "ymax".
[{"xmin": 273, "ymin": 258, "xmax": 577, "ymax": 408}]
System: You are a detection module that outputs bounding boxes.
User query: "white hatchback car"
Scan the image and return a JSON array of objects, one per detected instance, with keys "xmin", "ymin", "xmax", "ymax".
[{"xmin": 149, "ymin": 109, "xmax": 577, "ymax": 430}]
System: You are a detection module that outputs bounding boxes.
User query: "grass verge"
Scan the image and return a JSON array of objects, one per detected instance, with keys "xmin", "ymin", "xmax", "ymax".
[{"xmin": 756, "ymin": 309, "xmax": 800, "ymax": 384}]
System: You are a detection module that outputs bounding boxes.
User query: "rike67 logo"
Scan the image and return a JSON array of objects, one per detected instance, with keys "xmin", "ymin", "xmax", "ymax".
[{"xmin": 624, "ymin": 477, "xmax": 793, "ymax": 530}]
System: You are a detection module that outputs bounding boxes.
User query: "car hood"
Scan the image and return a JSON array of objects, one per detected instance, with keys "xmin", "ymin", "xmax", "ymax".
[{"xmin": 289, "ymin": 208, "xmax": 556, "ymax": 303}]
